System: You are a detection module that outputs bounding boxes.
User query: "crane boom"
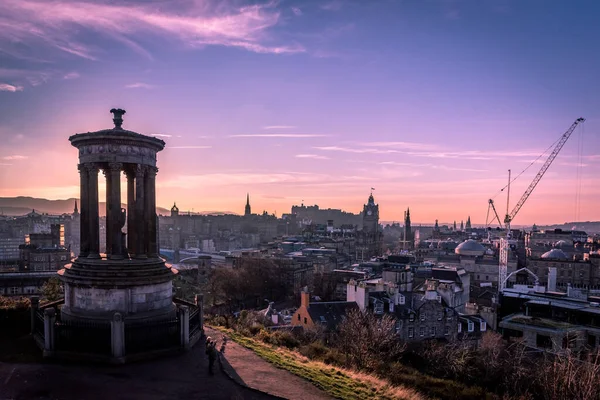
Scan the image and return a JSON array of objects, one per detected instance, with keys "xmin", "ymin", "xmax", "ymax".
[
  {"xmin": 486, "ymin": 199, "xmax": 502, "ymax": 228},
  {"xmin": 504, "ymin": 117, "xmax": 585, "ymax": 228}
]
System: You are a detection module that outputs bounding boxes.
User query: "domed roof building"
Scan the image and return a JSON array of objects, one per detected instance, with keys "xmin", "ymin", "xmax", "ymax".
[
  {"xmin": 554, "ymin": 240, "xmax": 571, "ymax": 248},
  {"xmin": 455, "ymin": 239, "xmax": 486, "ymax": 257},
  {"xmin": 541, "ymin": 248, "xmax": 569, "ymax": 260}
]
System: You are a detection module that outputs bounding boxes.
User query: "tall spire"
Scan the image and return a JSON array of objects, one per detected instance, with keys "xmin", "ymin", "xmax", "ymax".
[
  {"xmin": 74, "ymin": 200, "xmax": 79, "ymax": 215},
  {"xmin": 245, "ymin": 193, "xmax": 251, "ymax": 216}
]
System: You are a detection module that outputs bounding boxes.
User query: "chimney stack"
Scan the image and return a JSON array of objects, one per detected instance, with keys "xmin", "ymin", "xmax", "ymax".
[{"xmin": 301, "ymin": 290, "xmax": 310, "ymax": 308}]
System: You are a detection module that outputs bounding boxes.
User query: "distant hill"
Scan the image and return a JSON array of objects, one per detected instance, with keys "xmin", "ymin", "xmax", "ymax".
[
  {"xmin": 0, "ymin": 197, "xmax": 170, "ymax": 217},
  {"xmin": 537, "ymin": 222, "xmax": 600, "ymax": 234},
  {"xmin": 0, "ymin": 197, "xmax": 239, "ymax": 218}
]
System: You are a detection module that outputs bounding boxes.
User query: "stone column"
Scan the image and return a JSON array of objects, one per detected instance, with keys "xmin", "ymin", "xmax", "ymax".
[
  {"xmin": 195, "ymin": 294, "xmax": 204, "ymax": 336},
  {"xmin": 111, "ymin": 312, "xmax": 125, "ymax": 360},
  {"xmin": 103, "ymin": 167, "xmax": 112, "ymax": 257},
  {"xmin": 108, "ymin": 162, "xmax": 123, "ymax": 260},
  {"xmin": 179, "ymin": 305, "xmax": 190, "ymax": 349},
  {"xmin": 30, "ymin": 296, "xmax": 39, "ymax": 335},
  {"xmin": 125, "ymin": 168, "xmax": 136, "ymax": 256},
  {"xmin": 78, "ymin": 164, "xmax": 89, "ymax": 257},
  {"xmin": 145, "ymin": 166, "xmax": 158, "ymax": 257},
  {"xmin": 43, "ymin": 308, "xmax": 56, "ymax": 355},
  {"xmin": 134, "ymin": 165, "xmax": 146, "ymax": 259},
  {"xmin": 87, "ymin": 164, "xmax": 100, "ymax": 258}
]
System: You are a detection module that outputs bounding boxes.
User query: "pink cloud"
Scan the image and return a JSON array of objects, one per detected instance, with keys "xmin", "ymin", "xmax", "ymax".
[{"xmin": 0, "ymin": 0, "xmax": 306, "ymax": 60}]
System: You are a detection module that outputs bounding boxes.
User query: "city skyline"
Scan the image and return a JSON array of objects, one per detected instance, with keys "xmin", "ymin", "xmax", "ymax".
[{"xmin": 0, "ymin": 0, "xmax": 599, "ymax": 225}]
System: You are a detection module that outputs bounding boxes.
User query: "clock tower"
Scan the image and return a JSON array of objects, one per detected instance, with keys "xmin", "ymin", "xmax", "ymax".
[{"xmin": 362, "ymin": 193, "xmax": 379, "ymax": 233}]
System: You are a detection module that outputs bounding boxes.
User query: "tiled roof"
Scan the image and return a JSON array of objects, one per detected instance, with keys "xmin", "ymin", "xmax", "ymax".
[{"xmin": 307, "ymin": 301, "xmax": 358, "ymax": 330}]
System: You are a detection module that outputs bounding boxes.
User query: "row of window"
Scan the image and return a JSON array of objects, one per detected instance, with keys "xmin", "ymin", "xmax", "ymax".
[
  {"xmin": 408, "ymin": 326, "xmax": 451, "ymax": 338},
  {"xmin": 1, "ymin": 287, "xmax": 38, "ymax": 295},
  {"xmin": 409, "ymin": 311, "xmax": 452, "ymax": 322}
]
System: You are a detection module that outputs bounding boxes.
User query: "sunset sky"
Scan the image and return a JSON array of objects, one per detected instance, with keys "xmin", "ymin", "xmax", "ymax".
[{"xmin": 0, "ymin": 0, "xmax": 598, "ymax": 225}]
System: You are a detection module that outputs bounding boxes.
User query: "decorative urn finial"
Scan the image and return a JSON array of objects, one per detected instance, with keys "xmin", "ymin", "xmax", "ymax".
[{"xmin": 110, "ymin": 108, "xmax": 126, "ymax": 129}]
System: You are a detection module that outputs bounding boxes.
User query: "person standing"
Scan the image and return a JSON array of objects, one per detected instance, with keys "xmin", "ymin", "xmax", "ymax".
[{"xmin": 207, "ymin": 340, "xmax": 217, "ymax": 375}]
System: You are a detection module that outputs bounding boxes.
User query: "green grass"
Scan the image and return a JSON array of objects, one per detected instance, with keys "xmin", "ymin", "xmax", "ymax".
[{"xmin": 211, "ymin": 326, "xmax": 423, "ymax": 400}]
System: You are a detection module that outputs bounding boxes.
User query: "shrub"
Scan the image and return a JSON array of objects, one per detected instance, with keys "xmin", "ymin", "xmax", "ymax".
[
  {"xmin": 299, "ymin": 341, "xmax": 329, "ymax": 360},
  {"xmin": 323, "ymin": 348, "xmax": 347, "ymax": 366},
  {"xmin": 248, "ymin": 324, "xmax": 264, "ymax": 336},
  {"xmin": 256, "ymin": 329, "xmax": 273, "ymax": 344},
  {"xmin": 0, "ymin": 296, "xmax": 30, "ymax": 310},
  {"xmin": 271, "ymin": 330, "xmax": 300, "ymax": 349}
]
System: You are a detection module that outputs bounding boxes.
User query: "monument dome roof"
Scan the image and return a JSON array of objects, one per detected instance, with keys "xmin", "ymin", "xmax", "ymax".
[
  {"xmin": 554, "ymin": 240, "xmax": 571, "ymax": 248},
  {"xmin": 541, "ymin": 248, "xmax": 569, "ymax": 260},
  {"xmin": 455, "ymin": 239, "xmax": 486, "ymax": 256}
]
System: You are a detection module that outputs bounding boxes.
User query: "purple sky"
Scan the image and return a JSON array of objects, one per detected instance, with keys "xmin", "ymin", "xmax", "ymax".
[{"xmin": 0, "ymin": 0, "xmax": 598, "ymax": 225}]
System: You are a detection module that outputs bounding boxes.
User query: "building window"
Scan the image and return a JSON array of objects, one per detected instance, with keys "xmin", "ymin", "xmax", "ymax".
[
  {"xmin": 409, "ymin": 313, "xmax": 415, "ymax": 322},
  {"xmin": 485, "ymin": 275, "xmax": 489, "ymax": 281},
  {"xmin": 437, "ymin": 311, "xmax": 443, "ymax": 321},
  {"xmin": 587, "ymin": 335, "xmax": 596, "ymax": 348},
  {"xmin": 431, "ymin": 326, "xmax": 436, "ymax": 336},
  {"xmin": 445, "ymin": 326, "xmax": 450, "ymax": 336},
  {"xmin": 408, "ymin": 327, "xmax": 414, "ymax": 338},
  {"xmin": 304, "ymin": 317, "xmax": 307, "ymax": 324},
  {"xmin": 420, "ymin": 312, "xmax": 426, "ymax": 321},
  {"xmin": 10, "ymin": 287, "xmax": 19, "ymax": 295},
  {"xmin": 480, "ymin": 321, "xmax": 487, "ymax": 332},
  {"xmin": 297, "ymin": 314, "xmax": 300, "ymax": 321},
  {"xmin": 468, "ymin": 322, "xmax": 474, "ymax": 332},
  {"xmin": 537, "ymin": 334, "xmax": 552, "ymax": 349},
  {"xmin": 458, "ymin": 323, "xmax": 462, "ymax": 333},
  {"xmin": 419, "ymin": 327, "xmax": 425, "ymax": 337}
]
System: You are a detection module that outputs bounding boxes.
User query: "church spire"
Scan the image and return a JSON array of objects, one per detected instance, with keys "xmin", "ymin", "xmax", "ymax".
[
  {"xmin": 74, "ymin": 200, "xmax": 79, "ymax": 215},
  {"xmin": 245, "ymin": 193, "xmax": 251, "ymax": 216}
]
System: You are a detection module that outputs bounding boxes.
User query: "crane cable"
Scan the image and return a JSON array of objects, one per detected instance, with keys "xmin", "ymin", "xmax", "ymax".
[{"xmin": 490, "ymin": 134, "xmax": 563, "ymax": 201}]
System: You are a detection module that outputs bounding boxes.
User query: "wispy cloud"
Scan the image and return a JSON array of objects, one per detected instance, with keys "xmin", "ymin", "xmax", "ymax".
[
  {"xmin": 295, "ymin": 154, "xmax": 330, "ymax": 160},
  {"xmin": 2, "ymin": 155, "xmax": 28, "ymax": 160},
  {"xmin": 263, "ymin": 125, "xmax": 297, "ymax": 130},
  {"xmin": 0, "ymin": 0, "xmax": 305, "ymax": 62},
  {"xmin": 361, "ymin": 141, "xmax": 437, "ymax": 151},
  {"xmin": 291, "ymin": 7, "xmax": 303, "ymax": 16},
  {"xmin": 314, "ymin": 146, "xmax": 398, "ymax": 154},
  {"xmin": 168, "ymin": 146, "xmax": 212, "ymax": 149},
  {"xmin": 379, "ymin": 161, "xmax": 487, "ymax": 172},
  {"xmin": 63, "ymin": 72, "xmax": 80, "ymax": 80},
  {"xmin": 231, "ymin": 134, "xmax": 328, "ymax": 138},
  {"xmin": 0, "ymin": 83, "xmax": 23, "ymax": 92},
  {"xmin": 320, "ymin": 1, "xmax": 343, "ymax": 11},
  {"xmin": 150, "ymin": 133, "xmax": 172, "ymax": 138},
  {"xmin": 125, "ymin": 82, "xmax": 154, "ymax": 89}
]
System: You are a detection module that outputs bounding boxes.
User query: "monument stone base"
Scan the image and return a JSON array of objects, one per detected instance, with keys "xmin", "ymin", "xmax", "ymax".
[{"xmin": 58, "ymin": 256, "xmax": 178, "ymax": 322}]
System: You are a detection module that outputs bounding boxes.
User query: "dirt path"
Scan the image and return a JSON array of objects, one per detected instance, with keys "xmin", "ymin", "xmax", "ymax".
[
  {"xmin": 205, "ymin": 327, "xmax": 332, "ymax": 400},
  {"xmin": 0, "ymin": 338, "xmax": 276, "ymax": 400}
]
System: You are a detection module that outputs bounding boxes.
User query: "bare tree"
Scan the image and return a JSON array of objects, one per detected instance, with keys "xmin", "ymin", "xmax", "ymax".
[
  {"xmin": 336, "ymin": 308, "xmax": 405, "ymax": 371},
  {"xmin": 538, "ymin": 350, "xmax": 600, "ymax": 400}
]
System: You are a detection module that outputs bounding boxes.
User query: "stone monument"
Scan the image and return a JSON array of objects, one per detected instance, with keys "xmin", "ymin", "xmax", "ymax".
[{"xmin": 59, "ymin": 109, "xmax": 178, "ymax": 322}]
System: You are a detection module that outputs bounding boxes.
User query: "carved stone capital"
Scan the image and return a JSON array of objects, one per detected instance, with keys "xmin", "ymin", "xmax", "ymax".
[
  {"xmin": 145, "ymin": 166, "xmax": 158, "ymax": 177},
  {"xmin": 134, "ymin": 164, "xmax": 146, "ymax": 179},
  {"xmin": 84, "ymin": 163, "xmax": 100, "ymax": 174},
  {"xmin": 108, "ymin": 162, "xmax": 123, "ymax": 171}
]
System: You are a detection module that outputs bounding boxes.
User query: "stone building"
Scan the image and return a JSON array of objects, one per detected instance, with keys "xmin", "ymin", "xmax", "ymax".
[
  {"xmin": 527, "ymin": 249, "xmax": 599, "ymax": 289},
  {"xmin": 291, "ymin": 290, "xmax": 358, "ymax": 331}
]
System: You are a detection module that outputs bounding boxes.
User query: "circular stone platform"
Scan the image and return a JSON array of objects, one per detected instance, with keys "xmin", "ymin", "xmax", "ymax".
[{"xmin": 59, "ymin": 257, "xmax": 178, "ymax": 321}]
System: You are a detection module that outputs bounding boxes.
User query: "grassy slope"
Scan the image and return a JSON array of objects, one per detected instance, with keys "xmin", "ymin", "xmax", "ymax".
[{"xmin": 212, "ymin": 326, "xmax": 424, "ymax": 400}]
